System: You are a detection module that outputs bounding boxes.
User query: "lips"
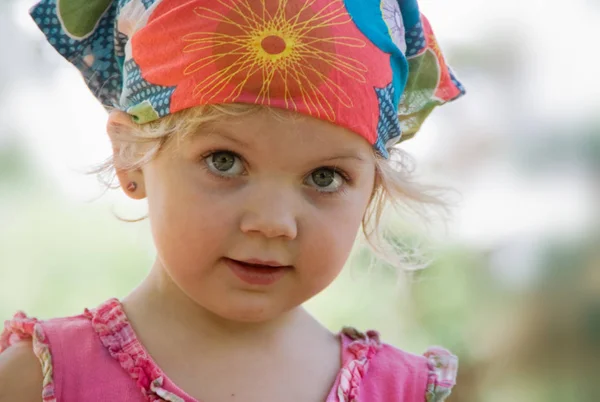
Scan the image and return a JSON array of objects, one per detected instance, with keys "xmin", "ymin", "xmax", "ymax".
[{"xmin": 224, "ymin": 258, "xmax": 291, "ymax": 286}]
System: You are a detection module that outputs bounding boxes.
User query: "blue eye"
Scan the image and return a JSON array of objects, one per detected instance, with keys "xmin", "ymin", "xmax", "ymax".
[
  {"xmin": 205, "ymin": 151, "xmax": 244, "ymax": 176},
  {"xmin": 306, "ymin": 167, "xmax": 345, "ymax": 192}
]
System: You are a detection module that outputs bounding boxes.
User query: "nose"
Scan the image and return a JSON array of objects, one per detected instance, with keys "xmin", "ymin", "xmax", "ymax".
[{"xmin": 239, "ymin": 185, "xmax": 298, "ymax": 240}]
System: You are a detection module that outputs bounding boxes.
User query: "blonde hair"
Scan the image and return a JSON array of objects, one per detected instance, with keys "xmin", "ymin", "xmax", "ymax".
[{"xmin": 94, "ymin": 104, "xmax": 450, "ymax": 271}]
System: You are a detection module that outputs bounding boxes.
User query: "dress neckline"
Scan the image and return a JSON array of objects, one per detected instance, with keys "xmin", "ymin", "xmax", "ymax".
[{"xmin": 85, "ymin": 298, "xmax": 382, "ymax": 402}]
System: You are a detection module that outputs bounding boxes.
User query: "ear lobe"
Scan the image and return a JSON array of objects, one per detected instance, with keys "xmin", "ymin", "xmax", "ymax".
[{"xmin": 116, "ymin": 169, "xmax": 147, "ymax": 200}]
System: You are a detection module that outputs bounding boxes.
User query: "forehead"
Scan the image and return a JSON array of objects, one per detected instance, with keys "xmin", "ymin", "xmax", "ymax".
[{"xmin": 187, "ymin": 108, "xmax": 374, "ymax": 158}]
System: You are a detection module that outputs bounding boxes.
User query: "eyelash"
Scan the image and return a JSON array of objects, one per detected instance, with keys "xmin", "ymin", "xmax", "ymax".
[
  {"xmin": 312, "ymin": 166, "xmax": 351, "ymax": 197},
  {"xmin": 199, "ymin": 149, "xmax": 245, "ymax": 180},
  {"xmin": 198, "ymin": 149, "xmax": 352, "ymax": 196}
]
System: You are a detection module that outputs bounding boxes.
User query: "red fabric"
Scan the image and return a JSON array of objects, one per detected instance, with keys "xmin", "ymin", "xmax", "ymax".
[{"xmin": 132, "ymin": 0, "xmax": 392, "ymax": 145}]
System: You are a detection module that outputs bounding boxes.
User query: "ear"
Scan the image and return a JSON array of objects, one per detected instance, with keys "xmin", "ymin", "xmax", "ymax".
[{"xmin": 106, "ymin": 110, "xmax": 147, "ymax": 200}]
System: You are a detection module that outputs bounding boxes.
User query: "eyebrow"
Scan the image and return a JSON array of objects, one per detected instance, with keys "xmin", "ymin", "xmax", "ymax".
[
  {"xmin": 193, "ymin": 128, "xmax": 252, "ymax": 149},
  {"xmin": 319, "ymin": 153, "xmax": 368, "ymax": 164},
  {"xmin": 191, "ymin": 128, "xmax": 369, "ymax": 163}
]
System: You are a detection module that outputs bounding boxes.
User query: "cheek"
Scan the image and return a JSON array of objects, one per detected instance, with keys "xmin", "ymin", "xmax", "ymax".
[
  {"xmin": 298, "ymin": 196, "xmax": 368, "ymax": 285},
  {"xmin": 145, "ymin": 168, "xmax": 238, "ymax": 265}
]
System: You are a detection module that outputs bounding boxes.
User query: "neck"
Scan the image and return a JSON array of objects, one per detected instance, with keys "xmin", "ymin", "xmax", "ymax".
[{"xmin": 122, "ymin": 260, "xmax": 316, "ymax": 348}]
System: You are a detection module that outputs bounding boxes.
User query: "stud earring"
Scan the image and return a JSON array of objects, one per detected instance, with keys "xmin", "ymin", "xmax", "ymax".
[{"xmin": 126, "ymin": 181, "xmax": 137, "ymax": 192}]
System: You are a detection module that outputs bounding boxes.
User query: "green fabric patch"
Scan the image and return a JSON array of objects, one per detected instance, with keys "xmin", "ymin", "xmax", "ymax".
[
  {"xmin": 58, "ymin": 0, "xmax": 114, "ymax": 39},
  {"xmin": 127, "ymin": 100, "xmax": 160, "ymax": 124},
  {"xmin": 399, "ymin": 49, "xmax": 440, "ymax": 116}
]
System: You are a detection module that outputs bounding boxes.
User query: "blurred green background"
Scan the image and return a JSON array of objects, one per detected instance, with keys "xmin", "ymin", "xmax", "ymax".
[{"xmin": 1, "ymin": 0, "xmax": 599, "ymax": 401}]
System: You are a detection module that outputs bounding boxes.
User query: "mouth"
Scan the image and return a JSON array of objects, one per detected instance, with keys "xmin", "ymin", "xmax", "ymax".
[{"xmin": 223, "ymin": 258, "xmax": 292, "ymax": 286}]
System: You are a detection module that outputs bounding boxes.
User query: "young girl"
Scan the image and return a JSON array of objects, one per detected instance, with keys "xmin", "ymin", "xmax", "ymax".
[{"xmin": 0, "ymin": 0, "xmax": 464, "ymax": 400}]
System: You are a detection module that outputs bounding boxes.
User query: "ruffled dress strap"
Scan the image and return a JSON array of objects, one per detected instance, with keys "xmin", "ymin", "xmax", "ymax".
[
  {"xmin": 335, "ymin": 327, "xmax": 382, "ymax": 401},
  {"xmin": 85, "ymin": 298, "xmax": 187, "ymax": 402},
  {"xmin": 0, "ymin": 311, "xmax": 57, "ymax": 402},
  {"xmin": 333, "ymin": 327, "xmax": 458, "ymax": 402},
  {"xmin": 424, "ymin": 346, "xmax": 458, "ymax": 402}
]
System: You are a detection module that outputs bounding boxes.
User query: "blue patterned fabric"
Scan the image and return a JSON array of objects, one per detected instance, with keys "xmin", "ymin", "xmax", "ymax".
[
  {"xmin": 31, "ymin": 0, "xmax": 122, "ymax": 108},
  {"xmin": 121, "ymin": 59, "xmax": 176, "ymax": 121},
  {"xmin": 374, "ymin": 83, "xmax": 402, "ymax": 158},
  {"xmin": 405, "ymin": 21, "xmax": 427, "ymax": 57}
]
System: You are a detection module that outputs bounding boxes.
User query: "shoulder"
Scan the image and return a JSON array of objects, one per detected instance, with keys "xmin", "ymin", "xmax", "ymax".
[
  {"xmin": 370, "ymin": 342, "xmax": 428, "ymax": 376},
  {"xmin": 0, "ymin": 308, "xmax": 99, "ymax": 402},
  {"xmin": 0, "ymin": 341, "xmax": 43, "ymax": 402},
  {"xmin": 369, "ymin": 342, "xmax": 458, "ymax": 402},
  {"xmin": 339, "ymin": 328, "xmax": 458, "ymax": 402}
]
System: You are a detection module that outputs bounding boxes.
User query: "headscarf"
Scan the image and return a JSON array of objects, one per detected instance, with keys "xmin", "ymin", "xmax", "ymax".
[{"xmin": 30, "ymin": 0, "xmax": 465, "ymax": 156}]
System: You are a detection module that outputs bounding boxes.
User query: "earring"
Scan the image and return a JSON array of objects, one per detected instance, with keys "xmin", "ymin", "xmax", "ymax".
[{"xmin": 126, "ymin": 181, "xmax": 137, "ymax": 192}]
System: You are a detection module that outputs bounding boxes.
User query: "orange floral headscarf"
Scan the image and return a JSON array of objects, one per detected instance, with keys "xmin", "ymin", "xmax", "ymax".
[{"xmin": 30, "ymin": 0, "xmax": 464, "ymax": 156}]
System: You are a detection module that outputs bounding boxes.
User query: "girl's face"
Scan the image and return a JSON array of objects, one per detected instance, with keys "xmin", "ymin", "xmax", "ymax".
[{"xmin": 141, "ymin": 109, "xmax": 376, "ymax": 322}]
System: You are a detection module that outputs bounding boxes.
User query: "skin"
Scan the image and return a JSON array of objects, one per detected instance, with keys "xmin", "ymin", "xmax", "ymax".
[
  {"xmin": 0, "ymin": 107, "xmax": 377, "ymax": 402},
  {"xmin": 0, "ymin": 342, "xmax": 43, "ymax": 402}
]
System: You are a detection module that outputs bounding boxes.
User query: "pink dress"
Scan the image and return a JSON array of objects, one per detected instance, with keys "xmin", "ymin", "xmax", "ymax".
[{"xmin": 1, "ymin": 299, "xmax": 457, "ymax": 401}]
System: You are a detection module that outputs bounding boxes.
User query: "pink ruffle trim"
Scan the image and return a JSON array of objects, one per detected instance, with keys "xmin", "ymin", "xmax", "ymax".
[
  {"xmin": 0, "ymin": 312, "xmax": 57, "ymax": 402},
  {"xmin": 85, "ymin": 299, "xmax": 184, "ymax": 402},
  {"xmin": 424, "ymin": 346, "xmax": 458, "ymax": 402},
  {"xmin": 80, "ymin": 299, "xmax": 458, "ymax": 402},
  {"xmin": 336, "ymin": 327, "xmax": 382, "ymax": 402},
  {"xmin": 84, "ymin": 300, "xmax": 388, "ymax": 402}
]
